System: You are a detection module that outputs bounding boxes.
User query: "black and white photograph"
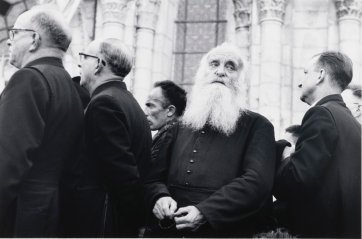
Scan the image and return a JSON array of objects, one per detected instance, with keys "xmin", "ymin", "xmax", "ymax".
[{"xmin": 0, "ymin": 0, "xmax": 360, "ymax": 238}]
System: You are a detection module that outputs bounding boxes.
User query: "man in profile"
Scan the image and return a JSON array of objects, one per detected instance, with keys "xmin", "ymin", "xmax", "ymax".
[
  {"xmin": 145, "ymin": 80, "xmax": 187, "ymax": 162},
  {"xmin": 274, "ymin": 51, "xmax": 361, "ymax": 238},
  {"xmin": 0, "ymin": 6, "xmax": 84, "ymax": 237},
  {"xmin": 61, "ymin": 38, "xmax": 151, "ymax": 237},
  {"xmin": 145, "ymin": 43, "xmax": 276, "ymax": 237}
]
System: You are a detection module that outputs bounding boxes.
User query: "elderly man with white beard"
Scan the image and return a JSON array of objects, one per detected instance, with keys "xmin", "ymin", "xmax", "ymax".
[{"xmin": 144, "ymin": 43, "xmax": 276, "ymax": 237}]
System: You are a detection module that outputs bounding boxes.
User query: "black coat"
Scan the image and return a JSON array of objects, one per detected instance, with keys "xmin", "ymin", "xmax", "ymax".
[
  {"xmin": 60, "ymin": 80, "xmax": 152, "ymax": 237},
  {"xmin": 0, "ymin": 57, "xmax": 84, "ymax": 237},
  {"xmin": 150, "ymin": 120, "xmax": 177, "ymax": 163},
  {"xmin": 274, "ymin": 94, "xmax": 361, "ymax": 238},
  {"xmin": 145, "ymin": 111, "xmax": 276, "ymax": 237}
]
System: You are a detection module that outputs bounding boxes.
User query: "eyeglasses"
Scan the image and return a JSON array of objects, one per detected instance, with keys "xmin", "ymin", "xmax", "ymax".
[
  {"xmin": 79, "ymin": 52, "xmax": 106, "ymax": 66},
  {"xmin": 8, "ymin": 28, "xmax": 37, "ymax": 40}
]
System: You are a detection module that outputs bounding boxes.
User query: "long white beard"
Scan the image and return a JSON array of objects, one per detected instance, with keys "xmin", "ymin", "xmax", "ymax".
[{"xmin": 182, "ymin": 82, "xmax": 246, "ymax": 136}]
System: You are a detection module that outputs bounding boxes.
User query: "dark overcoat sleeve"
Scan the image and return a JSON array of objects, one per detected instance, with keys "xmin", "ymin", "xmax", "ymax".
[
  {"xmin": 0, "ymin": 69, "xmax": 48, "ymax": 224},
  {"xmin": 86, "ymin": 95, "xmax": 141, "ymax": 191},
  {"xmin": 196, "ymin": 118, "xmax": 276, "ymax": 231},
  {"xmin": 143, "ymin": 125, "xmax": 178, "ymax": 211},
  {"xmin": 274, "ymin": 106, "xmax": 338, "ymax": 200}
]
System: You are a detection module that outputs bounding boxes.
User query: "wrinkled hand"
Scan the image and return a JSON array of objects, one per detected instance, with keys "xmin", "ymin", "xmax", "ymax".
[
  {"xmin": 282, "ymin": 145, "xmax": 295, "ymax": 160},
  {"xmin": 152, "ymin": 196, "xmax": 177, "ymax": 220},
  {"xmin": 174, "ymin": 206, "xmax": 206, "ymax": 231}
]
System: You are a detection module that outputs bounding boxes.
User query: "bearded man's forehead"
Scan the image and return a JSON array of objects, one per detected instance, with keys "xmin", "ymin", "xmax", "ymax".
[{"xmin": 206, "ymin": 51, "xmax": 243, "ymax": 69}]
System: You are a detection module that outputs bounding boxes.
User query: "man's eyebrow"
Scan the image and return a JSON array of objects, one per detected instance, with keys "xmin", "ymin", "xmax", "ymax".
[{"xmin": 226, "ymin": 60, "xmax": 237, "ymax": 65}]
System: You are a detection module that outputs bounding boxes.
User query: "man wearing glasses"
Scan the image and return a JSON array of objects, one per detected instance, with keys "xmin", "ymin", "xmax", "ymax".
[
  {"xmin": 0, "ymin": 6, "xmax": 84, "ymax": 237},
  {"xmin": 60, "ymin": 38, "xmax": 151, "ymax": 237}
]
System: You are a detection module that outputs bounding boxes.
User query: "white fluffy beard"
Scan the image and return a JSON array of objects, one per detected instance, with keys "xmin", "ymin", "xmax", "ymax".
[{"xmin": 182, "ymin": 81, "xmax": 246, "ymax": 136}]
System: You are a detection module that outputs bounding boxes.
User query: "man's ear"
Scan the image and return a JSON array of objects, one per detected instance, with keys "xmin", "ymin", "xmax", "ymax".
[
  {"xmin": 167, "ymin": 105, "xmax": 176, "ymax": 117},
  {"xmin": 29, "ymin": 32, "xmax": 41, "ymax": 52},
  {"xmin": 94, "ymin": 59, "xmax": 104, "ymax": 75},
  {"xmin": 317, "ymin": 68, "xmax": 325, "ymax": 85}
]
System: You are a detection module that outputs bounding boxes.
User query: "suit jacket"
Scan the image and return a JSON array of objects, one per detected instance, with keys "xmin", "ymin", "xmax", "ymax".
[
  {"xmin": 61, "ymin": 80, "xmax": 152, "ymax": 237},
  {"xmin": 145, "ymin": 111, "xmax": 276, "ymax": 237},
  {"xmin": 0, "ymin": 57, "xmax": 84, "ymax": 237},
  {"xmin": 274, "ymin": 94, "xmax": 361, "ymax": 238}
]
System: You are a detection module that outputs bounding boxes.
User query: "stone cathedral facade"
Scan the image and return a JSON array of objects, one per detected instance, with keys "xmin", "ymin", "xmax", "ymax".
[{"xmin": 0, "ymin": 0, "xmax": 361, "ymax": 136}]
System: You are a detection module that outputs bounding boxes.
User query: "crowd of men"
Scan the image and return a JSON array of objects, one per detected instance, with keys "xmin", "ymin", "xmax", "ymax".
[{"xmin": 0, "ymin": 6, "xmax": 360, "ymax": 238}]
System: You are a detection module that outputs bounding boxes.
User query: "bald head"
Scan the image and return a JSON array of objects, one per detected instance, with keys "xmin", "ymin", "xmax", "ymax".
[{"xmin": 17, "ymin": 6, "xmax": 72, "ymax": 52}]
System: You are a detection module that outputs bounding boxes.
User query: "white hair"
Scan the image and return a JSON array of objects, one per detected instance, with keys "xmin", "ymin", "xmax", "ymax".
[{"xmin": 182, "ymin": 43, "xmax": 247, "ymax": 136}]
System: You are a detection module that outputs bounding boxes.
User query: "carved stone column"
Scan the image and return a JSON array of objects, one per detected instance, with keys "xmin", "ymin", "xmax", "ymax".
[
  {"xmin": 100, "ymin": 0, "xmax": 131, "ymax": 39},
  {"xmin": 258, "ymin": 0, "xmax": 287, "ymax": 134},
  {"xmin": 133, "ymin": 0, "xmax": 161, "ymax": 105},
  {"xmin": 233, "ymin": 0, "xmax": 252, "ymax": 108},
  {"xmin": 335, "ymin": 0, "xmax": 362, "ymax": 85},
  {"xmin": 151, "ymin": 0, "xmax": 178, "ymax": 87},
  {"xmin": 233, "ymin": 0, "xmax": 252, "ymax": 59},
  {"xmin": 79, "ymin": 0, "xmax": 96, "ymax": 45}
]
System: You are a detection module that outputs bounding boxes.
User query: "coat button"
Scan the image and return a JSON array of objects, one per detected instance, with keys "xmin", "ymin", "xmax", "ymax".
[
  {"xmin": 187, "ymin": 170, "xmax": 191, "ymax": 174},
  {"xmin": 193, "ymin": 149, "xmax": 197, "ymax": 153},
  {"xmin": 189, "ymin": 159, "xmax": 194, "ymax": 163},
  {"xmin": 185, "ymin": 182, "xmax": 189, "ymax": 186},
  {"xmin": 201, "ymin": 131, "xmax": 205, "ymax": 134}
]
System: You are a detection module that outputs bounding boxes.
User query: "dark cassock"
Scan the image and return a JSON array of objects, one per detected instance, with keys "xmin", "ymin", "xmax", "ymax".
[{"xmin": 145, "ymin": 111, "xmax": 276, "ymax": 237}]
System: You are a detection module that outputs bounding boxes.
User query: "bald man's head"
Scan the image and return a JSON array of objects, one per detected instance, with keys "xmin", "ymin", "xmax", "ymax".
[{"xmin": 17, "ymin": 6, "xmax": 72, "ymax": 52}]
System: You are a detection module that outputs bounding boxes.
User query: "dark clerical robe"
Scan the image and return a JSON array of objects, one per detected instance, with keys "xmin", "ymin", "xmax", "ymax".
[{"xmin": 145, "ymin": 111, "xmax": 276, "ymax": 237}]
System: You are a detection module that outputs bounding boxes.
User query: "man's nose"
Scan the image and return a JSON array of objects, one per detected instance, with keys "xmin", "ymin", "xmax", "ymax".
[{"xmin": 215, "ymin": 66, "xmax": 226, "ymax": 77}]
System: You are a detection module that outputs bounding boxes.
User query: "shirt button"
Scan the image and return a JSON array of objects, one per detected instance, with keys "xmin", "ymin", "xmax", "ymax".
[
  {"xmin": 193, "ymin": 149, "xmax": 197, "ymax": 153},
  {"xmin": 189, "ymin": 159, "xmax": 194, "ymax": 163},
  {"xmin": 187, "ymin": 170, "xmax": 192, "ymax": 174}
]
